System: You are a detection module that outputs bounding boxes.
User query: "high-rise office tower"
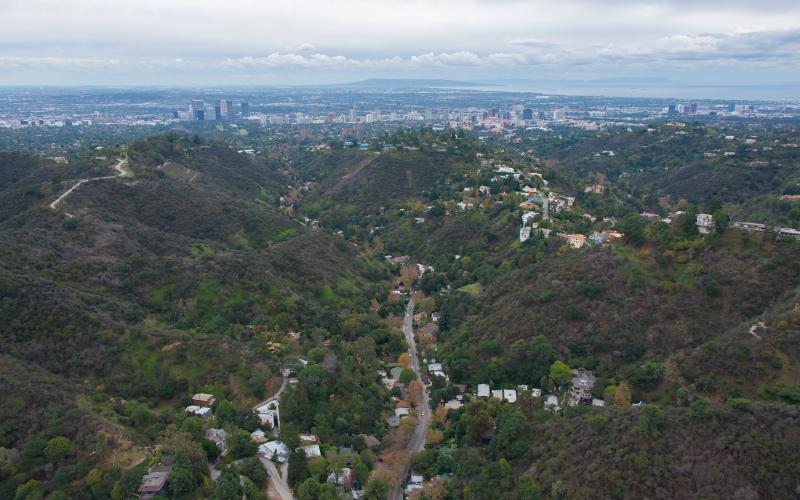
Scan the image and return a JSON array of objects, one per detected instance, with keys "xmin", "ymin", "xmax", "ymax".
[
  {"xmin": 214, "ymin": 105, "xmax": 222, "ymax": 121},
  {"xmin": 241, "ymin": 101, "xmax": 250, "ymax": 117},
  {"xmin": 219, "ymin": 100, "xmax": 234, "ymax": 120},
  {"xmin": 194, "ymin": 109, "xmax": 205, "ymax": 121},
  {"xmin": 522, "ymin": 108, "xmax": 533, "ymax": 120},
  {"xmin": 349, "ymin": 108, "xmax": 357, "ymax": 123},
  {"xmin": 189, "ymin": 99, "xmax": 204, "ymax": 117}
]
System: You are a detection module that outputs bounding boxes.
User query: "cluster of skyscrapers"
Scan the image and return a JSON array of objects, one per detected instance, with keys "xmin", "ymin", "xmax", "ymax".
[{"xmin": 176, "ymin": 99, "xmax": 249, "ymax": 121}]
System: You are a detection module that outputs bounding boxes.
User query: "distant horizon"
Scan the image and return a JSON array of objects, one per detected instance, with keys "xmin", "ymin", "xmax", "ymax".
[
  {"xmin": 3, "ymin": 1, "xmax": 800, "ymax": 88},
  {"xmin": 1, "ymin": 78, "xmax": 798, "ymax": 102}
]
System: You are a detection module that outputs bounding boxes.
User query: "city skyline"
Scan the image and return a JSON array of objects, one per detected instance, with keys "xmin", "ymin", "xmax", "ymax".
[{"xmin": 1, "ymin": 0, "xmax": 800, "ymax": 87}]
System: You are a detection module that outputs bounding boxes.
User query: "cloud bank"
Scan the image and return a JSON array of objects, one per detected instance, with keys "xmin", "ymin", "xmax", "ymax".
[{"xmin": 1, "ymin": 0, "xmax": 798, "ymax": 84}]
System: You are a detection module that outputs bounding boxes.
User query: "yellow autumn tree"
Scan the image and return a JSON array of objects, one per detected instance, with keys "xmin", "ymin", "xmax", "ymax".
[
  {"xmin": 397, "ymin": 352, "xmax": 411, "ymax": 368},
  {"xmin": 612, "ymin": 381, "xmax": 632, "ymax": 407}
]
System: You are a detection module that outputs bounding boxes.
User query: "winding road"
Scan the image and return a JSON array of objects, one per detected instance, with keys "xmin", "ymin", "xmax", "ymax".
[
  {"xmin": 254, "ymin": 376, "xmax": 293, "ymax": 500},
  {"xmin": 389, "ymin": 292, "xmax": 430, "ymax": 500},
  {"xmin": 49, "ymin": 158, "xmax": 128, "ymax": 212}
]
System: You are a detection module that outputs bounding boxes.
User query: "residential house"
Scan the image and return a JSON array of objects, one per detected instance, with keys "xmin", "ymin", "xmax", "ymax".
[
  {"xmin": 300, "ymin": 434, "xmax": 320, "ymax": 445},
  {"xmin": 491, "ymin": 389, "xmax": 503, "ymax": 400},
  {"xmin": 445, "ymin": 400, "xmax": 463, "ymax": 410},
  {"xmin": 250, "ymin": 429, "xmax": 268, "ymax": 443},
  {"xmin": 255, "ymin": 402, "xmax": 278, "ymax": 428},
  {"xmin": 558, "ymin": 233, "xmax": 586, "ymax": 248},
  {"xmin": 568, "ymin": 369, "xmax": 596, "ymax": 406},
  {"xmin": 185, "ymin": 405, "xmax": 212, "ymax": 418},
  {"xmin": 545, "ymin": 395, "xmax": 561, "ymax": 412},
  {"xmin": 360, "ymin": 435, "xmax": 381, "ymax": 449},
  {"xmin": 191, "ymin": 393, "xmax": 216, "ymax": 407},
  {"xmin": 258, "ymin": 441, "xmax": 290, "ymax": 463},
  {"xmin": 205, "ymin": 428, "xmax": 228, "ymax": 451},
  {"xmin": 477, "ymin": 384, "xmax": 491, "ymax": 398},
  {"xmin": 521, "ymin": 211, "xmax": 537, "ymax": 225},
  {"xmin": 137, "ymin": 465, "xmax": 172, "ymax": 497},
  {"xmin": 503, "ymin": 389, "xmax": 517, "ymax": 403},
  {"xmin": 696, "ymin": 213, "xmax": 714, "ymax": 234},
  {"xmin": 417, "ymin": 264, "xmax": 434, "ymax": 275},
  {"xmin": 640, "ymin": 212, "xmax": 660, "ymax": 222},
  {"xmin": 300, "ymin": 444, "xmax": 322, "ymax": 458},
  {"xmin": 456, "ymin": 201, "xmax": 474, "ymax": 210},
  {"xmin": 519, "ymin": 226, "xmax": 531, "ymax": 243}
]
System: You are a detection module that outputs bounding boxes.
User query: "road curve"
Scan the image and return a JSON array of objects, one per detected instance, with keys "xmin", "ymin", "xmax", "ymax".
[
  {"xmin": 252, "ymin": 375, "xmax": 288, "ymax": 411},
  {"xmin": 49, "ymin": 158, "xmax": 128, "ymax": 210},
  {"xmin": 389, "ymin": 292, "xmax": 430, "ymax": 500}
]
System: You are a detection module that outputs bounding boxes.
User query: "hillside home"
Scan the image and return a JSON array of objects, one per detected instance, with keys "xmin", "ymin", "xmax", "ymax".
[
  {"xmin": 258, "ymin": 441, "xmax": 290, "ymax": 462},
  {"xmin": 503, "ymin": 389, "xmax": 517, "ymax": 403},
  {"xmin": 191, "ymin": 393, "xmax": 216, "ymax": 407},
  {"xmin": 477, "ymin": 384, "xmax": 491, "ymax": 398},
  {"xmin": 185, "ymin": 405, "xmax": 212, "ymax": 418},
  {"xmin": 568, "ymin": 369, "xmax": 597, "ymax": 406},
  {"xmin": 137, "ymin": 465, "xmax": 172, "ymax": 497},
  {"xmin": 250, "ymin": 429, "xmax": 268, "ymax": 443},
  {"xmin": 300, "ymin": 444, "xmax": 322, "ymax": 458},
  {"xmin": 205, "ymin": 428, "xmax": 228, "ymax": 451},
  {"xmin": 569, "ymin": 234, "xmax": 587, "ymax": 248},
  {"xmin": 696, "ymin": 213, "xmax": 714, "ymax": 234},
  {"xmin": 545, "ymin": 395, "xmax": 561, "ymax": 411}
]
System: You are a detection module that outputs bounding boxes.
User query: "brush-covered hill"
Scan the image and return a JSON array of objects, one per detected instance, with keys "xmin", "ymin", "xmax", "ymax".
[{"xmin": 0, "ymin": 134, "xmax": 394, "ymax": 498}]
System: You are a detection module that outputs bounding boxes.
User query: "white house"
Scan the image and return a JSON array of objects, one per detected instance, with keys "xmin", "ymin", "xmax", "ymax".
[
  {"xmin": 696, "ymin": 213, "xmax": 714, "ymax": 234},
  {"xmin": 259, "ymin": 441, "xmax": 290, "ymax": 462},
  {"xmin": 445, "ymin": 400, "xmax": 463, "ymax": 410},
  {"xmin": 300, "ymin": 444, "xmax": 322, "ymax": 458},
  {"xmin": 521, "ymin": 212, "xmax": 536, "ymax": 225},
  {"xmin": 545, "ymin": 395, "xmax": 561, "ymax": 411},
  {"xmin": 185, "ymin": 405, "xmax": 212, "ymax": 418},
  {"xmin": 519, "ymin": 226, "xmax": 531, "ymax": 243},
  {"xmin": 503, "ymin": 389, "xmax": 517, "ymax": 403},
  {"xmin": 491, "ymin": 390, "xmax": 503, "ymax": 400},
  {"xmin": 477, "ymin": 384, "xmax": 491, "ymax": 398}
]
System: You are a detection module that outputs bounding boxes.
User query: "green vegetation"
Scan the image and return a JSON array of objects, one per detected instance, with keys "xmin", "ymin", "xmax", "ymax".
[{"xmin": 1, "ymin": 124, "xmax": 799, "ymax": 499}]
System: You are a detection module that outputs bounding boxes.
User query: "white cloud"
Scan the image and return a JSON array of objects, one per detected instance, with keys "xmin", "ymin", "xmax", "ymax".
[{"xmin": 0, "ymin": 1, "xmax": 799, "ymax": 83}]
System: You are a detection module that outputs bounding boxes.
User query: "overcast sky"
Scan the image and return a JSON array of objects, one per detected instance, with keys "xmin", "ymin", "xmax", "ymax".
[{"xmin": 2, "ymin": 0, "xmax": 800, "ymax": 85}]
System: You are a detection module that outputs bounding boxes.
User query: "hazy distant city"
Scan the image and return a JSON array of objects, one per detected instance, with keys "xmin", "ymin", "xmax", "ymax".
[{"xmin": 1, "ymin": 82, "xmax": 799, "ymax": 154}]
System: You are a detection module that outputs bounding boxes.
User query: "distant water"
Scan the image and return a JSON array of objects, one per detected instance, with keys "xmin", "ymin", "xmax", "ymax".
[{"xmin": 469, "ymin": 83, "xmax": 800, "ymax": 102}]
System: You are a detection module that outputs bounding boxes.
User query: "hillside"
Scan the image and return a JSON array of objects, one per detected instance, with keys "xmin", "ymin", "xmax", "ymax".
[{"xmin": 0, "ymin": 135, "xmax": 395, "ymax": 498}]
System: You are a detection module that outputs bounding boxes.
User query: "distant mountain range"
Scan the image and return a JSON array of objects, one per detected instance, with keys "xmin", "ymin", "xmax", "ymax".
[{"xmin": 332, "ymin": 78, "xmax": 489, "ymax": 88}]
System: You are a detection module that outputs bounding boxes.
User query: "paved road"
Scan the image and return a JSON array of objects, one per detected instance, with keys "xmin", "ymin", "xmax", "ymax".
[
  {"xmin": 259, "ymin": 456, "xmax": 294, "ymax": 500},
  {"xmin": 254, "ymin": 376, "xmax": 293, "ymax": 499},
  {"xmin": 252, "ymin": 375, "xmax": 288, "ymax": 412},
  {"xmin": 49, "ymin": 158, "xmax": 128, "ymax": 211},
  {"xmin": 389, "ymin": 292, "xmax": 430, "ymax": 500}
]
